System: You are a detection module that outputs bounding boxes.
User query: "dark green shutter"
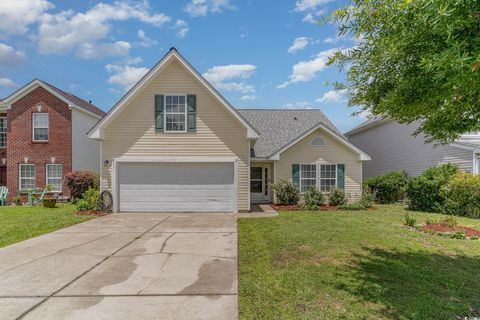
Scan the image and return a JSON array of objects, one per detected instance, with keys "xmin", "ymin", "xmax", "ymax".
[
  {"xmin": 187, "ymin": 94, "xmax": 196, "ymax": 132},
  {"xmin": 292, "ymin": 164, "xmax": 300, "ymax": 189},
  {"xmin": 337, "ymin": 164, "xmax": 345, "ymax": 190},
  {"xmin": 155, "ymin": 94, "xmax": 164, "ymax": 132}
]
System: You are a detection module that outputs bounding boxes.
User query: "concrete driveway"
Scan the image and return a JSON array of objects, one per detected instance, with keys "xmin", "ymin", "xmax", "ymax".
[{"xmin": 0, "ymin": 212, "xmax": 237, "ymax": 320}]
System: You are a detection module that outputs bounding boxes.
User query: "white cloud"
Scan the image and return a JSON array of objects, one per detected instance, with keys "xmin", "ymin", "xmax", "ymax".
[
  {"xmin": 278, "ymin": 48, "xmax": 345, "ymax": 88},
  {"xmin": 288, "ymin": 37, "xmax": 310, "ymax": 53},
  {"xmin": 0, "ymin": 0, "xmax": 53, "ymax": 38},
  {"xmin": 106, "ymin": 62, "xmax": 149, "ymax": 91},
  {"xmin": 0, "ymin": 43, "xmax": 26, "ymax": 67},
  {"xmin": 294, "ymin": 0, "xmax": 332, "ymax": 12},
  {"xmin": 76, "ymin": 41, "xmax": 131, "ymax": 59},
  {"xmin": 203, "ymin": 64, "xmax": 256, "ymax": 93},
  {"xmin": 0, "ymin": 77, "xmax": 16, "ymax": 88},
  {"xmin": 316, "ymin": 89, "xmax": 347, "ymax": 103},
  {"xmin": 240, "ymin": 95, "xmax": 256, "ymax": 101},
  {"xmin": 174, "ymin": 20, "xmax": 189, "ymax": 38},
  {"xmin": 286, "ymin": 101, "xmax": 312, "ymax": 109},
  {"xmin": 137, "ymin": 29, "xmax": 158, "ymax": 48},
  {"xmin": 38, "ymin": 1, "xmax": 170, "ymax": 58},
  {"xmin": 185, "ymin": 0, "xmax": 236, "ymax": 17}
]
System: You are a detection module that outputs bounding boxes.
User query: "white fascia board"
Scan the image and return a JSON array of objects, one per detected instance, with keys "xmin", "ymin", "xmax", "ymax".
[
  {"xmin": 344, "ymin": 118, "xmax": 391, "ymax": 136},
  {"xmin": 113, "ymin": 156, "xmax": 239, "ymax": 163},
  {"xmin": 88, "ymin": 49, "xmax": 259, "ymax": 140},
  {"xmin": 270, "ymin": 123, "xmax": 371, "ymax": 161}
]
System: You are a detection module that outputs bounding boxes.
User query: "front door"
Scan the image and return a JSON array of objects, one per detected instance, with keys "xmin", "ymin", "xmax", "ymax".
[{"xmin": 250, "ymin": 166, "xmax": 269, "ymax": 203}]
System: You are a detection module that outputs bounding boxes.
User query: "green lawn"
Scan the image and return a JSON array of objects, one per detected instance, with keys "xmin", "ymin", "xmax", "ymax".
[
  {"xmin": 0, "ymin": 204, "xmax": 94, "ymax": 248},
  {"xmin": 239, "ymin": 205, "xmax": 480, "ymax": 320}
]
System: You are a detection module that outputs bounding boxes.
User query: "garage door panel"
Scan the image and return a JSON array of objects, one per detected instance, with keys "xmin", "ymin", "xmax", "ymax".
[{"xmin": 118, "ymin": 162, "xmax": 235, "ymax": 212}]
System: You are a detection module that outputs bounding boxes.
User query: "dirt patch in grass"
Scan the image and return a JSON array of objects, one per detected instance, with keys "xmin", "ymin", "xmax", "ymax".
[
  {"xmin": 421, "ymin": 224, "xmax": 480, "ymax": 238},
  {"xmin": 273, "ymin": 245, "xmax": 342, "ymax": 267},
  {"xmin": 76, "ymin": 210, "xmax": 110, "ymax": 217}
]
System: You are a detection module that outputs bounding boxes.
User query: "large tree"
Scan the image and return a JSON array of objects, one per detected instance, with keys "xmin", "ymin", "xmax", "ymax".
[{"xmin": 329, "ymin": 0, "xmax": 480, "ymax": 142}]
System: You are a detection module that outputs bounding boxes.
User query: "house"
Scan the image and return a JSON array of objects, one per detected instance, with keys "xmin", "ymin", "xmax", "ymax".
[
  {"xmin": 88, "ymin": 48, "xmax": 370, "ymax": 213},
  {"xmin": 0, "ymin": 79, "xmax": 105, "ymax": 200},
  {"xmin": 345, "ymin": 117, "xmax": 480, "ymax": 178}
]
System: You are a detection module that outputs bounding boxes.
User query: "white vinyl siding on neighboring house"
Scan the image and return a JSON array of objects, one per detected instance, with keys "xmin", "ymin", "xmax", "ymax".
[
  {"xmin": 347, "ymin": 120, "xmax": 474, "ymax": 178},
  {"xmin": 19, "ymin": 164, "xmax": 35, "ymax": 190},
  {"xmin": 0, "ymin": 117, "xmax": 6, "ymax": 148},
  {"xmin": 32, "ymin": 113, "xmax": 49, "ymax": 141},
  {"xmin": 71, "ymin": 109, "xmax": 101, "ymax": 173},
  {"xmin": 46, "ymin": 164, "xmax": 62, "ymax": 192}
]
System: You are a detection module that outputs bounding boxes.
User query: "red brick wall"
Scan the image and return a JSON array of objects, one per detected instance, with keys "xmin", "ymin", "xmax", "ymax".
[{"xmin": 6, "ymin": 86, "xmax": 72, "ymax": 201}]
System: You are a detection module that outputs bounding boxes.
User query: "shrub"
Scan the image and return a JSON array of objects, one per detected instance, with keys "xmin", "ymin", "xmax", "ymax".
[
  {"xmin": 76, "ymin": 187, "xmax": 100, "ymax": 211},
  {"xmin": 404, "ymin": 213, "xmax": 417, "ymax": 227},
  {"xmin": 359, "ymin": 187, "xmax": 375, "ymax": 208},
  {"xmin": 451, "ymin": 231, "xmax": 466, "ymax": 239},
  {"xmin": 442, "ymin": 172, "xmax": 480, "ymax": 218},
  {"xmin": 425, "ymin": 217, "xmax": 438, "ymax": 225},
  {"xmin": 364, "ymin": 171, "xmax": 409, "ymax": 204},
  {"xmin": 12, "ymin": 196, "xmax": 21, "ymax": 206},
  {"xmin": 300, "ymin": 203, "xmax": 319, "ymax": 211},
  {"xmin": 439, "ymin": 216, "xmax": 458, "ymax": 228},
  {"xmin": 329, "ymin": 188, "xmax": 347, "ymax": 206},
  {"xmin": 338, "ymin": 202, "xmax": 367, "ymax": 210},
  {"xmin": 304, "ymin": 187, "xmax": 325, "ymax": 207},
  {"xmin": 272, "ymin": 179, "xmax": 300, "ymax": 205},
  {"xmin": 406, "ymin": 164, "xmax": 458, "ymax": 212},
  {"xmin": 65, "ymin": 171, "xmax": 100, "ymax": 199}
]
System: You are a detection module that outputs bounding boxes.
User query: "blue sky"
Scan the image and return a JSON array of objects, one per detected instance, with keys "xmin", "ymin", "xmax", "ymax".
[{"xmin": 0, "ymin": 0, "xmax": 364, "ymax": 132}]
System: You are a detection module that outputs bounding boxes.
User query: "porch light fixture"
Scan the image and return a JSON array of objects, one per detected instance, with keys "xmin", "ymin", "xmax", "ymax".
[{"xmin": 103, "ymin": 160, "xmax": 110, "ymax": 166}]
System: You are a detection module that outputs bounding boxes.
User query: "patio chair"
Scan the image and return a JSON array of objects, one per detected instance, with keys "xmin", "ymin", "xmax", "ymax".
[{"xmin": 0, "ymin": 186, "xmax": 7, "ymax": 206}]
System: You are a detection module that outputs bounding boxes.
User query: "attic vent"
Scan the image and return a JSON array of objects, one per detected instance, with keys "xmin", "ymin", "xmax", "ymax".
[
  {"xmin": 311, "ymin": 135, "xmax": 325, "ymax": 146},
  {"xmin": 293, "ymin": 117, "xmax": 298, "ymax": 121}
]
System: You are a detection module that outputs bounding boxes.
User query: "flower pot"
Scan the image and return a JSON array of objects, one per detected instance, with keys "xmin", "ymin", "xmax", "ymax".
[{"xmin": 43, "ymin": 198, "xmax": 57, "ymax": 208}]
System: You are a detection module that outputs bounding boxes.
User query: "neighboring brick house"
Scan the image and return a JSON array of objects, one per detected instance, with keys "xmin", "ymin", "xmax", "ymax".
[{"xmin": 0, "ymin": 79, "xmax": 105, "ymax": 201}]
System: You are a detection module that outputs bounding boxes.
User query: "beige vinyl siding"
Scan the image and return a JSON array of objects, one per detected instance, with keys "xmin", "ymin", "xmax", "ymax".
[
  {"xmin": 347, "ymin": 121, "xmax": 473, "ymax": 178},
  {"xmin": 275, "ymin": 129, "xmax": 363, "ymax": 200},
  {"xmin": 101, "ymin": 60, "xmax": 250, "ymax": 211}
]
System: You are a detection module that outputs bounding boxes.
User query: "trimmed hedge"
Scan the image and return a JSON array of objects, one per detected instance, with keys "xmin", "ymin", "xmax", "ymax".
[
  {"xmin": 65, "ymin": 171, "xmax": 99, "ymax": 199},
  {"xmin": 406, "ymin": 164, "xmax": 458, "ymax": 212},
  {"xmin": 364, "ymin": 171, "xmax": 408, "ymax": 204},
  {"xmin": 442, "ymin": 172, "xmax": 480, "ymax": 217}
]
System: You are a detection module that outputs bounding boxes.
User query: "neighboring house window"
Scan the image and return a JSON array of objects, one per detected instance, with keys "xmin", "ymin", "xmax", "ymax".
[
  {"xmin": 165, "ymin": 95, "xmax": 186, "ymax": 132},
  {"xmin": 300, "ymin": 164, "xmax": 317, "ymax": 193},
  {"xmin": 46, "ymin": 164, "xmax": 62, "ymax": 192},
  {"xmin": 19, "ymin": 164, "xmax": 36, "ymax": 190},
  {"xmin": 320, "ymin": 164, "xmax": 337, "ymax": 192},
  {"xmin": 0, "ymin": 117, "xmax": 6, "ymax": 148},
  {"xmin": 32, "ymin": 113, "xmax": 49, "ymax": 141}
]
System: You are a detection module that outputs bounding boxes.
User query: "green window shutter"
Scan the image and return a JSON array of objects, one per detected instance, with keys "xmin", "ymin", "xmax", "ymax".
[
  {"xmin": 337, "ymin": 164, "xmax": 345, "ymax": 190},
  {"xmin": 187, "ymin": 94, "xmax": 196, "ymax": 132},
  {"xmin": 292, "ymin": 164, "xmax": 300, "ymax": 188},
  {"xmin": 155, "ymin": 94, "xmax": 164, "ymax": 132}
]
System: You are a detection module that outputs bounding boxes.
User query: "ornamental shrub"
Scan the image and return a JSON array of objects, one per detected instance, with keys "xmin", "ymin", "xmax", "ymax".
[
  {"xmin": 329, "ymin": 188, "xmax": 347, "ymax": 206},
  {"xmin": 406, "ymin": 164, "xmax": 458, "ymax": 212},
  {"xmin": 338, "ymin": 202, "xmax": 367, "ymax": 210},
  {"xmin": 364, "ymin": 171, "xmax": 408, "ymax": 204},
  {"xmin": 65, "ymin": 171, "xmax": 99, "ymax": 199},
  {"xmin": 75, "ymin": 187, "xmax": 100, "ymax": 211},
  {"xmin": 303, "ymin": 187, "xmax": 325, "ymax": 208},
  {"xmin": 359, "ymin": 187, "xmax": 375, "ymax": 208},
  {"xmin": 442, "ymin": 172, "xmax": 480, "ymax": 217},
  {"xmin": 272, "ymin": 179, "xmax": 300, "ymax": 205}
]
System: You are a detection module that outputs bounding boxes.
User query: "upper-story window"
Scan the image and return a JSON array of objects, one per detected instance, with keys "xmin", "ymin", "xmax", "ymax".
[
  {"xmin": 0, "ymin": 117, "xmax": 6, "ymax": 148},
  {"xmin": 32, "ymin": 113, "xmax": 49, "ymax": 141},
  {"xmin": 165, "ymin": 95, "xmax": 186, "ymax": 132}
]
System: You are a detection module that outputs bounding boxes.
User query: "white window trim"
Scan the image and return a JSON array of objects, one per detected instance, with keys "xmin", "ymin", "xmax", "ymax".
[
  {"xmin": 164, "ymin": 94, "xmax": 187, "ymax": 133},
  {"xmin": 299, "ymin": 163, "xmax": 338, "ymax": 194},
  {"xmin": 46, "ymin": 164, "xmax": 63, "ymax": 193},
  {"xmin": 0, "ymin": 116, "xmax": 6, "ymax": 148},
  {"xmin": 32, "ymin": 112, "xmax": 49, "ymax": 142},
  {"xmin": 19, "ymin": 164, "xmax": 36, "ymax": 190}
]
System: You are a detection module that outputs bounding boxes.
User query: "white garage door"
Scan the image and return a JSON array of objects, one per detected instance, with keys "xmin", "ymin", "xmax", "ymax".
[{"xmin": 118, "ymin": 162, "xmax": 235, "ymax": 212}]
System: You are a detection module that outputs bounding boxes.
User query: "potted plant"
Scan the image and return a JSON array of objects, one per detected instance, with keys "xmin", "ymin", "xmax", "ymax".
[{"xmin": 42, "ymin": 184, "xmax": 57, "ymax": 208}]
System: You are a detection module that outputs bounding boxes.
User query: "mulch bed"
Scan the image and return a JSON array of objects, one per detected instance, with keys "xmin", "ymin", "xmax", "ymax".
[
  {"xmin": 421, "ymin": 224, "xmax": 480, "ymax": 238},
  {"xmin": 76, "ymin": 210, "xmax": 111, "ymax": 217}
]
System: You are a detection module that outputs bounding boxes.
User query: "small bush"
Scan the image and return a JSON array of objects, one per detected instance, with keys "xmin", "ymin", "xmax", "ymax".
[
  {"xmin": 338, "ymin": 202, "xmax": 367, "ymax": 210},
  {"xmin": 65, "ymin": 171, "xmax": 100, "ymax": 199},
  {"xmin": 300, "ymin": 203, "xmax": 319, "ymax": 211},
  {"xmin": 75, "ymin": 187, "xmax": 100, "ymax": 211},
  {"xmin": 439, "ymin": 216, "xmax": 458, "ymax": 228},
  {"xmin": 364, "ymin": 171, "xmax": 408, "ymax": 204},
  {"xmin": 272, "ymin": 179, "xmax": 300, "ymax": 205},
  {"xmin": 451, "ymin": 231, "xmax": 466, "ymax": 239},
  {"xmin": 304, "ymin": 187, "xmax": 324, "ymax": 207},
  {"xmin": 425, "ymin": 217, "xmax": 438, "ymax": 225},
  {"xmin": 359, "ymin": 187, "xmax": 374, "ymax": 208},
  {"xmin": 12, "ymin": 196, "xmax": 21, "ymax": 206},
  {"xmin": 404, "ymin": 213, "xmax": 417, "ymax": 227},
  {"xmin": 406, "ymin": 164, "xmax": 458, "ymax": 212},
  {"xmin": 329, "ymin": 188, "xmax": 347, "ymax": 206},
  {"xmin": 442, "ymin": 172, "xmax": 480, "ymax": 218}
]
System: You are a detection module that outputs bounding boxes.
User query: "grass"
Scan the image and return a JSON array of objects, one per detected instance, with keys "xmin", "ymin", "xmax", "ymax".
[
  {"xmin": 0, "ymin": 204, "xmax": 94, "ymax": 248},
  {"xmin": 238, "ymin": 205, "xmax": 480, "ymax": 320}
]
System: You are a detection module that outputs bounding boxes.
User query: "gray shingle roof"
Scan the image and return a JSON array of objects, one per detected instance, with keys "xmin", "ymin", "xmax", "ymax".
[{"xmin": 238, "ymin": 108, "xmax": 344, "ymax": 158}]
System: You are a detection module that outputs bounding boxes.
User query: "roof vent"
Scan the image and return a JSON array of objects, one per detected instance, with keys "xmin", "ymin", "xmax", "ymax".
[
  {"xmin": 89, "ymin": 100, "xmax": 92, "ymax": 104},
  {"xmin": 293, "ymin": 117, "xmax": 298, "ymax": 121}
]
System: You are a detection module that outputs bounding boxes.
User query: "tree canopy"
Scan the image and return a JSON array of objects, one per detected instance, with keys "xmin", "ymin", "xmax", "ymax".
[{"xmin": 329, "ymin": 0, "xmax": 480, "ymax": 142}]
